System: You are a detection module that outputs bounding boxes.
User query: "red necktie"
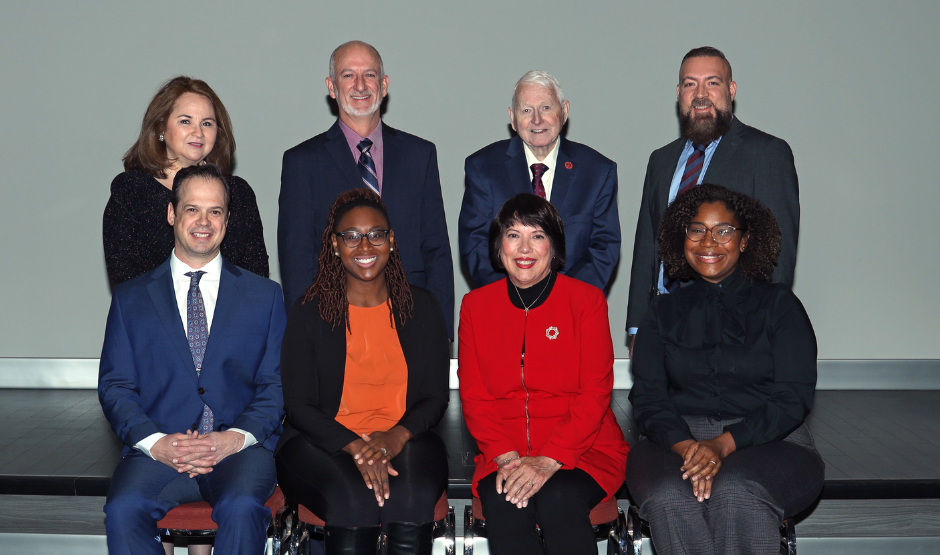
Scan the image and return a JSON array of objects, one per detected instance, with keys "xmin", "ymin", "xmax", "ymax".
[
  {"xmin": 676, "ymin": 143, "xmax": 708, "ymax": 197},
  {"xmin": 531, "ymin": 163, "xmax": 548, "ymax": 199}
]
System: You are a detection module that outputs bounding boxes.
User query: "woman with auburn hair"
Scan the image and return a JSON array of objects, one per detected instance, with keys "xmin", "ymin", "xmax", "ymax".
[
  {"xmin": 103, "ymin": 76, "xmax": 268, "ymax": 284},
  {"xmin": 275, "ymin": 189, "xmax": 450, "ymax": 555},
  {"xmin": 627, "ymin": 184, "xmax": 824, "ymax": 555}
]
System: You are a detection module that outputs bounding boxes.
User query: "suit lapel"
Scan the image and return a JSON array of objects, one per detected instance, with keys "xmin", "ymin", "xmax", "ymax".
[
  {"xmin": 325, "ymin": 121, "xmax": 363, "ymax": 187},
  {"xmin": 550, "ymin": 140, "xmax": 574, "ymax": 209},
  {"xmin": 147, "ymin": 260, "xmax": 199, "ymax": 380},
  {"xmin": 704, "ymin": 117, "xmax": 746, "ymax": 181},
  {"xmin": 381, "ymin": 124, "xmax": 401, "ymax": 198},
  {"xmin": 202, "ymin": 260, "xmax": 243, "ymax": 370},
  {"xmin": 504, "ymin": 136, "xmax": 534, "ymax": 195}
]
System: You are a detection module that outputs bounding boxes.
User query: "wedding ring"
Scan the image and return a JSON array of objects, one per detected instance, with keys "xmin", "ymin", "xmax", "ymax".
[
  {"xmin": 527, "ymin": 481, "xmax": 534, "ymax": 486},
  {"xmin": 380, "ymin": 447, "xmax": 388, "ymax": 455},
  {"xmin": 708, "ymin": 460, "xmax": 717, "ymax": 465}
]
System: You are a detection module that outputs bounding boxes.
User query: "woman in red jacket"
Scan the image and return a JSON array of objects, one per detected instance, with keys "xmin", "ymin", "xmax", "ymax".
[{"xmin": 458, "ymin": 194, "xmax": 629, "ymax": 555}]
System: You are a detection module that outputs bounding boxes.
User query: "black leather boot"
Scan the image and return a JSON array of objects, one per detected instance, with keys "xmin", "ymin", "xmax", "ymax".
[
  {"xmin": 323, "ymin": 525, "xmax": 381, "ymax": 555},
  {"xmin": 385, "ymin": 521, "xmax": 434, "ymax": 555}
]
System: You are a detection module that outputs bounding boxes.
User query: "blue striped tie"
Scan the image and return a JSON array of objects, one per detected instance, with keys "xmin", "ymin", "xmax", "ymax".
[
  {"xmin": 357, "ymin": 139, "xmax": 380, "ymax": 195},
  {"xmin": 185, "ymin": 271, "xmax": 214, "ymax": 434}
]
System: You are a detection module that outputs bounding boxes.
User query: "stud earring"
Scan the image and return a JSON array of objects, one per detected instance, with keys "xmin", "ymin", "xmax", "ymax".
[
  {"xmin": 334, "ymin": 251, "xmax": 339, "ymax": 257},
  {"xmin": 390, "ymin": 247, "xmax": 394, "ymax": 252},
  {"xmin": 158, "ymin": 133, "xmax": 164, "ymax": 142}
]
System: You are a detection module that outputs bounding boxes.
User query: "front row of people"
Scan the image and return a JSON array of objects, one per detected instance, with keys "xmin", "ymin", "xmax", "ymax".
[{"xmin": 99, "ymin": 166, "xmax": 822, "ymax": 554}]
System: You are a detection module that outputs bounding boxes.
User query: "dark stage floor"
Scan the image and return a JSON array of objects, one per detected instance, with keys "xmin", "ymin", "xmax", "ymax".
[{"xmin": 1, "ymin": 389, "xmax": 939, "ymax": 498}]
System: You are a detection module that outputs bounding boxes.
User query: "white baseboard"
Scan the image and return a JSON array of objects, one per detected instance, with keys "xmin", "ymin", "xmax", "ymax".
[{"xmin": 0, "ymin": 358, "xmax": 938, "ymax": 390}]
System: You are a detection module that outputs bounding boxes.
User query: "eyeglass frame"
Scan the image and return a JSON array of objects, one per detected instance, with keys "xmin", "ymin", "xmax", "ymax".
[
  {"xmin": 685, "ymin": 223, "xmax": 746, "ymax": 244},
  {"xmin": 334, "ymin": 229, "xmax": 391, "ymax": 248}
]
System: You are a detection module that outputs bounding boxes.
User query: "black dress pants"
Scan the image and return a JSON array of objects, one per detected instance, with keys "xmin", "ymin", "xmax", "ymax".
[
  {"xmin": 477, "ymin": 468, "xmax": 606, "ymax": 555},
  {"xmin": 276, "ymin": 432, "xmax": 448, "ymax": 527}
]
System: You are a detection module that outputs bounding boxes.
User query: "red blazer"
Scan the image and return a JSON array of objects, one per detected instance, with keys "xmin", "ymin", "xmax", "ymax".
[{"xmin": 458, "ymin": 274, "xmax": 629, "ymax": 499}]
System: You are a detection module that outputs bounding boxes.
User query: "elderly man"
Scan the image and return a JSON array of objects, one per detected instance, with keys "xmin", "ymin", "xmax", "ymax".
[
  {"xmin": 459, "ymin": 70, "xmax": 620, "ymax": 291},
  {"xmin": 626, "ymin": 46, "xmax": 800, "ymax": 349},
  {"xmin": 278, "ymin": 40, "xmax": 454, "ymax": 338},
  {"xmin": 99, "ymin": 164, "xmax": 285, "ymax": 554}
]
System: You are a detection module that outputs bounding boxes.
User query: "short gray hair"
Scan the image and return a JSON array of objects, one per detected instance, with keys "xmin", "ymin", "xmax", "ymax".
[
  {"xmin": 329, "ymin": 40, "xmax": 385, "ymax": 82},
  {"xmin": 512, "ymin": 70, "xmax": 565, "ymax": 108}
]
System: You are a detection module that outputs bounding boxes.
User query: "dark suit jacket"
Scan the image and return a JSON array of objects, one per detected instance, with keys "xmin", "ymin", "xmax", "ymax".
[
  {"xmin": 278, "ymin": 121, "xmax": 455, "ymax": 338},
  {"xmin": 98, "ymin": 257, "xmax": 286, "ymax": 456},
  {"xmin": 275, "ymin": 287, "xmax": 450, "ymax": 457},
  {"xmin": 626, "ymin": 117, "xmax": 800, "ymax": 329},
  {"xmin": 459, "ymin": 136, "xmax": 620, "ymax": 291}
]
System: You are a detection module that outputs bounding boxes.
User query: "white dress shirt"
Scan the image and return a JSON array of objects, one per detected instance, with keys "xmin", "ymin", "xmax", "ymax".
[
  {"xmin": 135, "ymin": 250, "xmax": 256, "ymax": 459},
  {"xmin": 522, "ymin": 138, "xmax": 562, "ymax": 201}
]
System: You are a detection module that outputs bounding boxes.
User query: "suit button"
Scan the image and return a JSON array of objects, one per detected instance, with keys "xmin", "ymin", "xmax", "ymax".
[
  {"xmin": 192, "ymin": 423, "xmax": 198, "ymax": 430},
  {"xmin": 713, "ymin": 392, "xmax": 719, "ymax": 397},
  {"xmin": 198, "ymin": 387, "xmax": 205, "ymax": 394}
]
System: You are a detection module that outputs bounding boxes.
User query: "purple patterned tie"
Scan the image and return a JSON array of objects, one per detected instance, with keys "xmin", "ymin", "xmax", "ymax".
[
  {"xmin": 357, "ymin": 139, "xmax": 380, "ymax": 195},
  {"xmin": 531, "ymin": 163, "xmax": 549, "ymax": 199},
  {"xmin": 185, "ymin": 271, "xmax": 214, "ymax": 434}
]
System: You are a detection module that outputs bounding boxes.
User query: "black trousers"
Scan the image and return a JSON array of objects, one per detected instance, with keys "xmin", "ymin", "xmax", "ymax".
[
  {"xmin": 276, "ymin": 432, "xmax": 448, "ymax": 527},
  {"xmin": 626, "ymin": 417, "xmax": 825, "ymax": 555},
  {"xmin": 477, "ymin": 468, "xmax": 606, "ymax": 555}
]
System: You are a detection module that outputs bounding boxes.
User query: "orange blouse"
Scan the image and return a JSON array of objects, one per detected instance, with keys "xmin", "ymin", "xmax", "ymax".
[{"xmin": 335, "ymin": 302, "xmax": 408, "ymax": 435}]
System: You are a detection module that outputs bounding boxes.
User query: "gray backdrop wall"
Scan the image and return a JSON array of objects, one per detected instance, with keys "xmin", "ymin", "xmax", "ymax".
[{"xmin": 1, "ymin": 0, "xmax": 938, "ymax": 359}]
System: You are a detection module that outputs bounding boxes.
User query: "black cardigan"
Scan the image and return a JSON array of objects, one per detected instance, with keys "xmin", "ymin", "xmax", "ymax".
[{"xmin": 275, "ymin": 286, "xmax": 450, "ymax": 456}]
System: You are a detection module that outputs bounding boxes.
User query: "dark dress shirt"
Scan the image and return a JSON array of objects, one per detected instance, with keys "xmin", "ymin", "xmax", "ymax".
[
  {"xmin": 630, "ymin": 271, "xmax": 817, "ymax": 451},
  {"xmin": 103, "ymin": 170, "xmax": 269, "ymax": 283}
]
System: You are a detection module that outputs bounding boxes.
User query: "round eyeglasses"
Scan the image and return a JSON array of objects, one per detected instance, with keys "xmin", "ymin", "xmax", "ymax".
[
  {"xmin": 335, "ymin": 229, "xmax": 390, "ymax": 248},
  {"xmin": 685, "ymin": 224, "xmax": 744, "ymax": 244}
]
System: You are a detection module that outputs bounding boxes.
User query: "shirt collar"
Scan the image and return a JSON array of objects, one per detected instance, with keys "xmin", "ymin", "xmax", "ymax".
[
  {"xmin": 338, "ymin": 118, "xmax": 383, "ymax": 150},
  {"xmin": 170, "ymin": 249, "xmax": 223, "ymax": 278},
  {"xmin": 522, "ymin": 136, "xmax": 562, "ymax": 170}
]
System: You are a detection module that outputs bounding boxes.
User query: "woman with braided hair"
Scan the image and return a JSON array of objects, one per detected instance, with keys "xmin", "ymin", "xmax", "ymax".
[
  {"xmin": 626, "ymin": 184, "xmax": 825, "ymax": 555},
  {"xmin": 275, "ymin": 189, "xmax": 450, "ymax": 555}
]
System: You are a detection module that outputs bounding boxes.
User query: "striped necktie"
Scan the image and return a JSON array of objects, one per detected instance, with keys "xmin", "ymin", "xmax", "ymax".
[
  {"xmin": 357, "ymin": 138, "xmax": 380, "ymax": 195},
  {"xmin": 185, "ymin": 271, "xmax": 214, "ymax": 434},
  {"xmin": 676, "ymin": 142, "xmax": 709, "ymax": 197}
]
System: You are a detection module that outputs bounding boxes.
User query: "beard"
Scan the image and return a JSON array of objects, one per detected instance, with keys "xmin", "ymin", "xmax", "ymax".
[
  {"xmin": 337, "ymin": 93, "xmax": 382, "ymax": 118},
  {"xmin": 680, "ymin": 102, "xmax": 733, "ymax": 145}
]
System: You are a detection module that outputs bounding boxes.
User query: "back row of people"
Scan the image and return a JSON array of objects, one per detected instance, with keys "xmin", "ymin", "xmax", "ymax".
[{"xmin": 99, "ymin": 40, "xmax": 819, "ymax": 555}]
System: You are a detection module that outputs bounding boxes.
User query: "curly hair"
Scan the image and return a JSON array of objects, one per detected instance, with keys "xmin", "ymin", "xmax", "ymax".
[
  {"xmin": 302, "ymin": 189, "xmax": 414, "ymax": 332},
  {"xmin": 659, "ymin": 184, "xmax": 780, "ymax": 283}
]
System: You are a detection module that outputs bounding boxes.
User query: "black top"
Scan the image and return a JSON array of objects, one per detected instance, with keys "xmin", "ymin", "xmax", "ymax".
[
  {"xmin": 505, "ymin": 271, "xmax": 556, "ymax": 311},
  {"xmin": 275, "ymin": 287, "xmax": 450, "ymax": 457},
  {"xmin": 629, "ymin": 271, "xmax": 817, "ymax": 450},
  {"xmin": 103, "ymin": 170, "xmax": 269, "ymax": 283}
]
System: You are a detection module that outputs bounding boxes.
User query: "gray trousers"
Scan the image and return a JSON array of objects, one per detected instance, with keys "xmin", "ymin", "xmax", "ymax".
[{"xmin": 626, "ymin": 417, "xmax": 825, "ymax": 555}]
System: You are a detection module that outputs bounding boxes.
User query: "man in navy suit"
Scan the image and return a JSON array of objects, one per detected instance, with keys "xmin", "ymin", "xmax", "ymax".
[
  {"xmin": 459, "ymin": 70, "xmax": 620, "ymax": 291},
  {"xmin": 278, "ymin": 40, "xmax": 454, "ymax": 338},
  {"xmin": 99, "ymin": 164, "xmax": 286, "ymax": 555}
]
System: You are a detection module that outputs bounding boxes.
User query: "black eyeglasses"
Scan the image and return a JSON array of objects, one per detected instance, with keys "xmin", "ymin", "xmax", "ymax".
[
  {"xmin": 335, "ymin": 229, "xmax": 390, "ymax": 248},
  {"xmin": 685, "ymin": 224, "xmax": 744, "ymax": 244}
]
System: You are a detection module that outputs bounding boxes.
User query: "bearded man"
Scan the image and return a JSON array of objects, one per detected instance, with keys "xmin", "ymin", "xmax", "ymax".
[
  {"xmin": 278, "ymin": 40, "xmax": 454, "ymax": 338},
  {"xmin": 625, "ymin": 46, "xmax": 800, "ymax": 350}
]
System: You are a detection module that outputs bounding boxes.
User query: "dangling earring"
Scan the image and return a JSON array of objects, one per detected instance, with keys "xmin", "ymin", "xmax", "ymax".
[
  {"xmin": 390, "ymin": 246, "xmax": 394, "ymax": 252},
  {"xmin": 158, "ymin": 133, "xmax": 164, "ymax": 142},
  {"xmin": 334, "ymin": 251, "xmax": 339, "ymax": 257}
]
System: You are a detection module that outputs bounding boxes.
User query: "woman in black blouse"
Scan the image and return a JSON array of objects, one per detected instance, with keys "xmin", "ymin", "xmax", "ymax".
[
  {"xmin": 103, "ymin": 76, "xmax": 268, "ymax": 284},
  {"xmin": 626, "ymin": 184, "xmax": 824, "ymax": 555}
]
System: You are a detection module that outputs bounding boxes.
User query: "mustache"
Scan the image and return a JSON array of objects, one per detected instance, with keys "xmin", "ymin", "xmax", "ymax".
[{"xmin": 691, "ymin": 99, "xmax": 714, "ymax": 109}]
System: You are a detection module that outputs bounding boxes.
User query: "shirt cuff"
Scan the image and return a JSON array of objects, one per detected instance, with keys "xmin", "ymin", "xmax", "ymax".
[
  {"xmin": 628, "ymin": 327, "xmax": 639, "ymax": 336},
  {"xmin": 227, "ymin": 428, "xmax": 257, "ymax": 451},
  {"xmin": 134, "ymin": 432, "xmax": 167, "ymax": 459}
]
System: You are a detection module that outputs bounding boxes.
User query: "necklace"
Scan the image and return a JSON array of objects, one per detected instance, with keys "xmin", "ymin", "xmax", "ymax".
[{"xmin": 512, "ymin": 273, "xmax": 552, "ymax": 316}]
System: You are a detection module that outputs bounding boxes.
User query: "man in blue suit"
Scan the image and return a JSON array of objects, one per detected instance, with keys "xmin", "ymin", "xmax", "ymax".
[
  {"xmin": 278, "ymin": 40, "xmax": 454, "ymax": 338},
  {"xmin": 459, "ymin": 70, "xmax": 620, "ymax": 291},
  {"xmin": 99, "ymin": 164, "xmax": 286, "ymax": 555}
]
